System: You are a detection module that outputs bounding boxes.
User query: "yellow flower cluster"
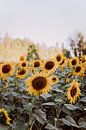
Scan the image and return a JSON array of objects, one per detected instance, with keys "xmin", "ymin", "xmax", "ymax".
[{"xmin": 0, "ymin": 53, "xmax": 86, "ymax": 104}]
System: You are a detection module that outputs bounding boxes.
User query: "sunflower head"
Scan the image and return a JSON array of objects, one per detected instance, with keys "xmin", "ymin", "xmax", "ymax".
[
  {"xmin": 0, "ymin": 62, "xmax": 15, "ymax": 77},
  {"xmin": 66, "ymin": 80, "xmax": 81, "ymax": 104},
  {"xmin": 26, "ymin": 73, "xmax": 52, "ymax": 96},
  {"xmin": 69, "ymin": 57, "xmax": 79, "ymax": 68},
  {"xmin": 43, "ymin": 59, "xmax": 58, "ymax": 75},
  {"xmin": 16, "ymin": 68, "xmax": 28, "ymax": 79},
  {"xmin": 74, "ymin": 64, "xmax": 84, "ymax": 76},
  {"xmin": 20, "ymin": 61, "xmax": 29, "ymax": 68},
  {"xmin": 19, "ymin": 55, "xmax": 27, "ymax": 62},
  {"xmin": 60, "ymin": 57, "xmax": 68, "ymax": 68},
  {"xmin": 0, "ymin": 108, "xmax": 11, "ymax": 125},
  {"xmin": 55, "ymin": 53, "xmax": 63, "ymax": 64},
  {"xmin": 49, "ymin": 75, "xmax": 59, "ymax": 85},
  {"xmin": 66, "ymin": 72, "xmax": 73, "ymax": 83}
]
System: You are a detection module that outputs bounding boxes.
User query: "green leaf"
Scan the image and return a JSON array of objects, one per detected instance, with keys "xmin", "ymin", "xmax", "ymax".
[
  {"xmin": 15, "ymin": 120, "xmax": 26, "ymax": 130},
  {"xmin": 42, "ymin": 102, "xmax": 57, "ymax": 106},
  {"xmin": 45, "ymin": 123, "xmax": 59, "ymax": 130},
  {"xmin": 0, "ymin": 124, "xmax": 10, "ymax": 130},
  {"xmin": 61, "ymin": 116, "xmax": 79, "ymax": 128},
  {"xmin": 64, "ymin": 104, "xmax": 81, "ymax": 110},
  {"xmin": 41, "ymin": 93, "xmax": 52, "ymax": 99},
  {"xmin": 52, "ymin": 87, "xmax": 64, "ymax": 93},
  {"xmin": 80, "ymin": 97, "xmax": 86, "ymax": 102},
  {"xmin": 78, "ymin": 117, "xmax": 86, "ymax": 128}
]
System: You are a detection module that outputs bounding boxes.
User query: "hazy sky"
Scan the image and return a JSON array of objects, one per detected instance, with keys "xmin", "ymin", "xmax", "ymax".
[{"xmin": 0, "ymin": 0, "xmax": 86, "ymax": 47}]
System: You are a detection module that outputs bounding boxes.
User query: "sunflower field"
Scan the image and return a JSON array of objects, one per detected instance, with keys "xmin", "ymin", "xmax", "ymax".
[{"xmin": 0, "ymin": 37, "xmax": 86, "ymax": 130}]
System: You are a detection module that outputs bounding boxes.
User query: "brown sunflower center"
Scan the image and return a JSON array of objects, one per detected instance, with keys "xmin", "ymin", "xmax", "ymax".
[
  {"xmin": 70, "ymin": 86, "xmax": 77, "ymax": 97},
  {"xmin": 82, "ymin": 59, "xmax": 85, "ymax": 63},
  {"xmin": 75, "ymin": 66, "xmax": 81, "ymax": 73},
  {"xmin": 20, "ymin": 56, "xmax": 25, "ymax": 61},
  {"xmin": 22, "ymin": 62, "xmax": 26, "ymax": 67},
  {"xmin": 0, "ymin": 113, "xmax": 7, "ymax": 124},
  {"xmin": 34, "ymin": 61, "xmax": 40, "ymax": 67},
  {"xmin": 56, "ymin": 55, "xmax": 61, "ymax": 62},
  {"xmin": 60, "ymin": 59, "xmax": 65, "ymax": 65},
  {"xmin": 32, "ymin": 76, "xmax": 47, "ymax": 90},
  {"xmin": 2, "ymin": 64, "xmax": 11, "ymax": 73},
  {"xmin": 18, "ymin": 69, "xmax": 26, "ymax": 75},
  {"xmin": 52, "ymin": 77, "xmax": 57, "ymax": 82},
  {"xmin": 45, "ymin": 61, "xmax": 54, "ymax": 70},
  {"xmin": 72, "ymin": 59, "xmax": 77, "ymax": 65}
]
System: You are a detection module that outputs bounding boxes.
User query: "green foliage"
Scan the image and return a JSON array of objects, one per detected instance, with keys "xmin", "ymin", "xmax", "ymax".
[{"xmin": 0, "ymin": 66, "xmax": 86, "ymax": 130}]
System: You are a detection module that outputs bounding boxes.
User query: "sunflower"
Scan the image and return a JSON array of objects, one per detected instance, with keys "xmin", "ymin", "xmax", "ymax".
[
  {"xmin": 26, "ymin": 73, "xmax": 52, "ymax": 96},
  {"xmin": 31, "ymin": 60, "xmax": 43, "ymax": 69},
  {"xmin": 43, "ymin": 59, "xmax": 58, "ymax": 75},
  {"xmin": 74, "ymin": 64, "xmax": 84, "ymax": 76},
  {"xmin": 16, "ymin": 68, "xmax": 28, "ymax": 79},
  {"xmin": 20, "ymin": 61, "xmax": 29, "ymax": 68},
  {"xmin": 66, "ymin": 72, "xmax": 73, "ymax": 83},
  {"xmin": 0, "ymin": 108, "xmax": 11, "ymax": 125},
  {"xmin": 19, "ymin": 55, "xmax": 27, "ymax": 62},
  {"xmin": 0, "ymin": 62, "xmax": 15, "ymax": 77},
  {"xmin": 66, "ymin": 80, "xmax": 81, "ymax": 104},
  {"xmin": 55, "ymin": 53, "xmax": 64, "ymax": 64},
  {"xmin": 49, "ymin": 75, "xmax": 59, "ymax": 85},
  {"xmin": 59, "ymin": 57, "xmax": 68, "ymax": 68},
  {"xmin": 69, "ymin": 57, "xmax": 79, "ymax": 68}
]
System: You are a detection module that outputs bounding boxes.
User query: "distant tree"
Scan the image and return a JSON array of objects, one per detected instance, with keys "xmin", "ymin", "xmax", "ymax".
[{"xmin": 69, "ymin": 32, "xmax": 86, "ymax": 57}]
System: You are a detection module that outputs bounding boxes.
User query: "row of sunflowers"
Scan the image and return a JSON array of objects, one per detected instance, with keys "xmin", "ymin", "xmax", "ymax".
[{"xmin": 0, "ymin": 52, "xmax": 86, "ymax": 130}]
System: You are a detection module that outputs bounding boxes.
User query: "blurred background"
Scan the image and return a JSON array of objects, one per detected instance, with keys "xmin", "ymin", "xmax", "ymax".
[{"xmin": 0, "ymin": 0, "xmax": 86, "ymax": 61}]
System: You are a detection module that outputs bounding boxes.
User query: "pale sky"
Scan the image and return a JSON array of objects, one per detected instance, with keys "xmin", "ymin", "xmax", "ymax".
[{"xmin": 0, "ymin": 0, "xmax": 86, "ymax": 47}]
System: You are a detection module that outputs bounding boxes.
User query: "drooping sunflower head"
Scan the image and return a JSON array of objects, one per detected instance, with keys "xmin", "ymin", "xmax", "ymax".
[
  {"xmin": 0, "ymin": 62, "xmax": 15, "ymax": 77},
  {"xmin": 69, "ymin": 57, "xmax": 79, "ymax": 68},
  {"xmin": 66, "ymin": 72, "xmax": 73, "ymax": 83},
  {"xmin": 66, "ymin": 80, "xmax": 81, "ymax": 104},
  {"xmin": 74, "ymin": 64, "xmax": 84, "ymax": 76},
  {"xmin": 26, "ymin": 73, "xmax": 52, "ymax": 96},
  {"xmin": 16, "ymin": 68, "xmax": 28, "ymax": 79},
  {"xmin": 43, "ymin": 59, "xmax": 58, "ymax": 75},
  {"xmin": 0, "ymin": 108, "xmax": 11, "ymax": 125},
  {"xmin": 55, "ymin": 53, "xmax": 64, "ymax": 64},
  {"xmin": 59, "ymin": 57, "xmax": 68, "ymax": 68}
]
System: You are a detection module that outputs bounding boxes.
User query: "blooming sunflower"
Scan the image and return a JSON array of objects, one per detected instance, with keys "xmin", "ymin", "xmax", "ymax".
[
  {"xmin": 55, "ymin": 53, "xmax": 64, "ymax": 64},
  {"xmin": 43, "ymin": 59, "xmax": 58, "ymax": 75},
  {"xmin": 0, "ymin": 62, "xmax": 15, "ymax": 77},
  {"xmin": 31, "ymin": 59, "xmax": 43, "ymax": 69},
  {"xmin": 26, "ymin": 73, "xmax": 52, "ymax": 96},
  {"xmin": 49, "ymin": 75, "xmax": 59, "ymax": 85},
  {"xmin": 74, "ymin": 64, "xmax": 84, "ymax": 76},
  {"xmin": 66, "ymin": 80, "xmax": 81, "ymax": 104},
  {"xmin": 66, "ymin": 72, "xmax": 73, "ymax": 83},
  {"xmin": 16, "ymin": 68, "xmax": 28, "ymax": 79},
  {"xmin": 20, "ymin": 61, "xmax": 29, "ymax": 68},
  {"xmin": 19, "ymin": 55, "xmax": 27, "ymax": 62},
  {"xmin": 69, "ymin": 57, "xmax": 79, "ymax": 68},
  {"xmin": 59, "ymin": 57, "xmax": 68, "ymax": 68},
  {"xmin": 0, "ymin": 108, "xmax": 11, "ymax": 125}
]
